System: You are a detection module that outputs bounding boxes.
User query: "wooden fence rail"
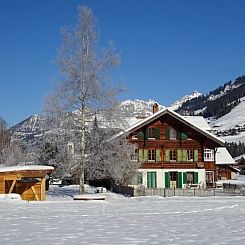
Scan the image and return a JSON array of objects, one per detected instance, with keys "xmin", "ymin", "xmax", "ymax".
[{"xmin": 111, "ymin": 184, "xmax": 245, "ymax": 197}]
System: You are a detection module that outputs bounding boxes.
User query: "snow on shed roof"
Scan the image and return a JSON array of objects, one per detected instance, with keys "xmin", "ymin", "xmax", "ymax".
[
  {"xmin": 0, "ymin": 165, "xmax": 54, "ymax": 173},
  {"xmin": 216, "ymin": 148, "xmax": 236, "ymax": 165},
  {"xmin": 115, "ymin": 108, "xmax": 224, "ymax": 145}
]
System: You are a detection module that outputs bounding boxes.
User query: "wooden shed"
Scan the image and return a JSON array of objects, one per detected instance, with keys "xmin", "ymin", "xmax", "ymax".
[{"xmin": 0, "ymin": 165, "xmax": 54, "ymax": 201}]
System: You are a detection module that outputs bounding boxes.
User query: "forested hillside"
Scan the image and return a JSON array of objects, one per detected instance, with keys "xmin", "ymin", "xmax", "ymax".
[{"xmin": 177, "ymin": 76, "xmax": 245, "ymax": 119}]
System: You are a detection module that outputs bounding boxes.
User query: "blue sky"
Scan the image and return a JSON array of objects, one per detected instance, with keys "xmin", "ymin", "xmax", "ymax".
[{"xmin": 1, "ymin": 0, "xmax": 245, "ymax": 126}]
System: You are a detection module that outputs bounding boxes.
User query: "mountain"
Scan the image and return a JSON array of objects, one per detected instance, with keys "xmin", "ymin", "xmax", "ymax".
[
  {"xmin": 176, "ymin": 76, "xmax": 245, "ymax": 119},
  {"xmin": 11, "ymin": 99, "xmax": 165, "ymax": 143},
  {"xmin": 119, "ymin": 99, "xmax": 165, "ymax": 117},
  {"xmin": 11, "ymin": 114, "xmax": 46, "ymax": 141},
  {"xmin": 168, "ymin": 91, "xmax": 202, "ymax": 111},
  {"xmin": 10, "ymin": 76, "xmax": 245, "ymax": 145}
]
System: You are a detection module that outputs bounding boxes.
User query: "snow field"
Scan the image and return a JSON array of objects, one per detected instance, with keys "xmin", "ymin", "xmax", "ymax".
[{"xmin": 0, "ymin": 185, "xmax": 245, "ymax": 244}]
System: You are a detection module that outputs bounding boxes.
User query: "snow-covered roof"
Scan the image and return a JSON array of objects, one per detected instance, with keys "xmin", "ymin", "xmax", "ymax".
[
  {"xmin": 182, "ymin": 116, "xmax": 211, "ymax": 131},
  {"xmin": 215, "ymin": 147, "xmax": 236, "ymax": 165},
  {"xmin": 0, "ymin": 165, "xmax": 54, "ymax": 173},
  {"xmin": 234, "ymin": 154, "xmax": 245, "ymax": 162},
  {"xmin": 116, "ymin": 108, "xmax": 224, "ymax": 145}
]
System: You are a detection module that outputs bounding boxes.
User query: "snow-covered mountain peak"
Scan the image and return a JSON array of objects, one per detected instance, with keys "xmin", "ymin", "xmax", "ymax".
[
  {"xmin": 119, "ymin": 99, "xmax": 165, "ymax": 117},
  {"xmin": 169, "ymin": 91, "xmax": 202, "ymax": 111}
]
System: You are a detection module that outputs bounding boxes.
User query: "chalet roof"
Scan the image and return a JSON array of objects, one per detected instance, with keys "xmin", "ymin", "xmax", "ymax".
[
  {"xmin": 0, "ymin": 165, "xmax": 54, "ymax": 174},
  {"xmin": 234, "ymin": 154, "xmax": 245, "ymax": 162},
  {"xmin": 117, "ymin": 108, "xmax": 224, "ymax": 146},
  {"xmin": 215, "ymin": 147, "xmax": 236, "ymax": 165},
  {"xmin": 182, "ymin": 116, "xmax": 211, "ymax": 131}
]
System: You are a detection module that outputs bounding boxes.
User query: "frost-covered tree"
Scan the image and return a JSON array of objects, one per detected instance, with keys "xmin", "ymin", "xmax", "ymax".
[
  {"xmin": 86, "ymin": 117, "xmax": 140, "ymax": 185},
  {"xmin": 45, "ymin": 5, "xmax": 122, "ymax": 193}
]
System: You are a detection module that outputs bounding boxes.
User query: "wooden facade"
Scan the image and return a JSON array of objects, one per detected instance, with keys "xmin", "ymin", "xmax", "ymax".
[
  {"xmin": 0, "ymin": 165, "xmax": 54, "ymax": 201},
  {"xmin": 125, "ymin": 108, "xmax": 224, "ymax": 189}
]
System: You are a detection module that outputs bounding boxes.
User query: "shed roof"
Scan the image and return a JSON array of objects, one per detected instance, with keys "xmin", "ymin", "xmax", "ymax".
[
  {"xmin": 215, "ymin": 148, "xmax": 236, "ymax": 165},
  {"xmin": 0, "ymin": 165, "xmax": 54, "ymax": 174}
]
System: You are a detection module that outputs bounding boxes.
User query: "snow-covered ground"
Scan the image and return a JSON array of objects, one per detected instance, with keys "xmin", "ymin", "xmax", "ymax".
[{"xmin": 1, "ymin": 185, "xmax": 245, "ymax": 244}]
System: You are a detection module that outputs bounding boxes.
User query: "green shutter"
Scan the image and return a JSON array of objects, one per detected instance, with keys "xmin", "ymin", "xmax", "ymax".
[
  {"xmin": 182, "ymin": 132, "xmax": 187, "ymax": 140},
  {"xmin": 177, "ymin": 149, "xmax": 182, "ymax": 162},
  {"xmin": 165, "ymin": 172, "xmax": 170, "ymax": 188},
  {"xmin": 177, "ymin": 172, "xmax": 182, "ymax": 188},
  {"xmin": 145, "ymin": 129, "xmax": 149, "ymax": 140},
  {"xmin": 144, "ymin": 149, "xmax": 148, "ymax": 161},
  {"xmin": 138, "ymin": 131, "xmax": 144, "ymax": 140},
  {"xmin": 156, "ymin": 149, "xmax": 161, "ymax": 161},
  {"xmin": 183, "ymin": 172, "xmax": 187, "ymax": 184},
  {"xmin": 155, "ymin": 128, "xmax": 160, "ymax": 140},
  {"xmin": 152, "ymin": 172, "xmax": 157, "ymax": 188},
  {"xmin": 182, "ymin": 149, "xmax": 187, "ymax": 162},
  {"xmin": 177, "ymin": 131, "xmax": 181, "ymax": 140},
  {"xmin": 194, "ymin": 149, "xmax": 198, "ymax": 162},
  {"xmin": 165, "ymin": 128, "xmax": 170, "ymax": 140},
  {"xmin": 147, "ymin": 172, "xmax": 157, "ymax": 188},
  {"xmin": 165, "ymin": 149, "xmax": 170, "ymax": 161},
  {"xmin": 138, "ymin": 149, "xmax": 144, "ymax": 161},
  {"xmin": 147, "ymin": 172, "xmax": 151, "ymax": 188},
  {"xmin": 194, "ymin": 172, "xmax": 198, "ymax": 184}
]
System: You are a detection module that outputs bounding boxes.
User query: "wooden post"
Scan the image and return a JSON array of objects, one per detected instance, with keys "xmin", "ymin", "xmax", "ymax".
[
  {"xmin": 8, "ymin": 180, "xmax": 16, "ymax": 194},
  {"xmin": 31, "ymin": 186, "xmax": 39, "ymax": 201},
  {"xmin": 41, "ymin": 177, "xmax": 46, "ymax": 201}
]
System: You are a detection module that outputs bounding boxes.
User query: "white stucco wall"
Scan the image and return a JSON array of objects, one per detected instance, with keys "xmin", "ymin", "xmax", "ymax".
[{"xmin": 138, "ymin": 168, "xmax": 206, "ymax": 189}]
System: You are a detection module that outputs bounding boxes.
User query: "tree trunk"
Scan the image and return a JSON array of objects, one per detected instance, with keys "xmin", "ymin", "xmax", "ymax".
[{"xmin": 79, "ymin": 106, "xmax": 86, "ymax": 194}]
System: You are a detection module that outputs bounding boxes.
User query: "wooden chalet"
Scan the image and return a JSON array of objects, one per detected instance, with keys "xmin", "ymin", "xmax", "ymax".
[
  {"xmin": 122, "ymin": 104, "xmax": 227, "ymax": 189},
  {"xmin": 215, "ymin": 147, "xmax": 239, "ymax": 180},
  {"xmin": 0, "ymin": 165, "xmax": 54, "ymax": 201},
  {"xmin": 234, "ymin": 155, "xmax": 245, "ymax": 174}
]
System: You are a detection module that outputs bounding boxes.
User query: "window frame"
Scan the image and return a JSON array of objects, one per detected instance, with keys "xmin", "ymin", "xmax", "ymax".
[
  {"xmin": 204, "ymin": 149, "xmax": 214, "ymax": 161},
  {"xmin": 148, "ymin": 149, "xmax": 156, "ymax": 161},
  {"xmin": 170, "ymin": 149, "xmax": 177, "ymax": 161},
  {"xmin": 148, "ymin": 128, "xmax": 156, "ymax": 139}
]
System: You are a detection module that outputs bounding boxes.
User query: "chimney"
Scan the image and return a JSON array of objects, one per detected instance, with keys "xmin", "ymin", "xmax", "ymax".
[{"xmin": 153, "ymin": 103, "xmax": 159, "ymax": 114}]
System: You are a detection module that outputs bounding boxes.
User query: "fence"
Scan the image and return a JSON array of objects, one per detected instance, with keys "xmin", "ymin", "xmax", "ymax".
[
  {"xmin": 134, "ymin": 186, "xmax": 245, "ymax": 197},
  {"xmin": 111, "ymin": 183, "xmax": 245, "ymax": 197}
]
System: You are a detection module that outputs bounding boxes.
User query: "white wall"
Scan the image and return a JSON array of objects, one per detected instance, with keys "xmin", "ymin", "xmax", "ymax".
[{"xmin": 138, "ymin": 169, "xmax": 206, "ymax": 189}]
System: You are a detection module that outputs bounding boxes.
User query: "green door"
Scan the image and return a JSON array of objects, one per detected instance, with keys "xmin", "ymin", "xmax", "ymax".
[
  {"xmin": 147, "ymin": 172, "xmax": 157, "ymax": 188},
  {"xmin": 194, "ymin": 172, "xmax": 198, "ymax": 184},
  {"xmin": 165, "ymin": 172, "xmax": 170, "ymax": 188},
  {"xmin": 177, "ymin": 172, "xmax": 182, "ymax": 188}
]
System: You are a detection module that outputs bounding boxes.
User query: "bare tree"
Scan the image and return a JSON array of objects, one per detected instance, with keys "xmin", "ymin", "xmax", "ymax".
[
  {"xmin": 45, "ymin": 5, "xmax": 121, "ymax": 193},
  {"xmin": 86, "ymin": 119, "xmax": 140, "ymax": 185}
]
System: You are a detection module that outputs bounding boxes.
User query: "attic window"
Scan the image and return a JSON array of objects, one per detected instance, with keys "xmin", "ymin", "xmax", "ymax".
[
  {"xmin": 204, "ymin": 149, "xmax": 214, "ymax": 161},
  {"xmin": 132, "ymin": 133, "xmax": 138, "ymax": 139},
  {"xmin": 148, "ymin": 128, "xmax": 156, "ymax": 139},
  {"xmin": 170, "ymin": 129, "xmax": 177, "ymax": 139}
]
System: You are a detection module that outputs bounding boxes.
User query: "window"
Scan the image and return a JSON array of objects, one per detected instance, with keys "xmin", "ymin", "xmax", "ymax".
[
  {"xmin": 187, "ymin": 149, "xmax": 194, "ymax": 161},
  {"xmin": 170, "ymin": 172, "xmax": 177, "ymax": 181},
  {"xmin": 170, "ymin": 149, "xmax": 177, "ymax": 161},
  {"xmin": 204, "ymin": 149, "xmax": 214, "ymax": 161},
  {"xmin": 131, "ymin": 133, "xmax": 138, "ymax": 140},
  {"xmin": 148, "ymin": 128, "xmax": 156, "ymax": 139},
  {"xmin": 186, "ymin": 172, "xmax": 194, "ymax": 184},
  {"xmin": 131, "ymin": 149, "xmax": 138, "ymax": 161},
  {"xmin": 148, "ymin": 149, "xmax": 156, "ymax": 161},
  {"xmin": 170, "ymin": 128, "xmax": 177, "ymax": 139}
]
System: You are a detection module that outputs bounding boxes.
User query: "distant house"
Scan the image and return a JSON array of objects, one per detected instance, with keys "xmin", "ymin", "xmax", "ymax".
[
  {"xmin": 234, "ymin": 154, "xmax": 245, "ymax": 174},
  {"xmin": 216, "ymin": 147, "xmax": 239, "ymax": 180},
  {"xmin": 0, "ymin": 165, "xmax": 54, "ymax": 201},
  {"xmin": 122, "ymin": 104, "xmax": 235, "ymax": 189}
]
